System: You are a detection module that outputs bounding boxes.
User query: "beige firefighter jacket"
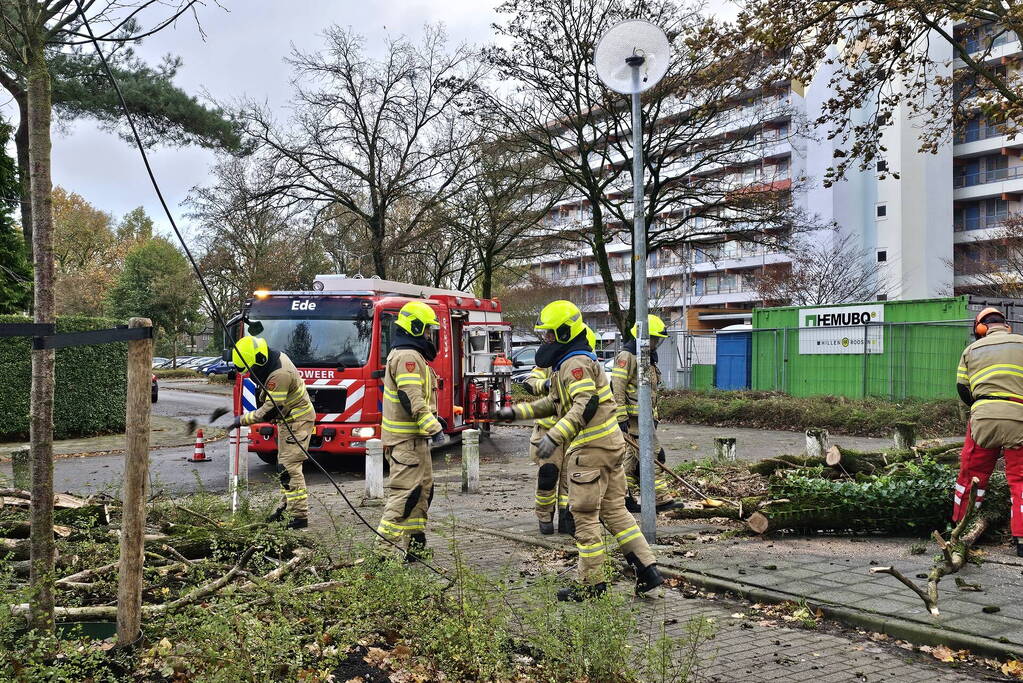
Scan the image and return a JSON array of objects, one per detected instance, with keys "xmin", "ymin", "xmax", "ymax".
[
  {"xmin": 609, "ymin": 350, "xmax": 661, "ymax": 423},
  {"xmin": 382, "ymin": 347, "xmax": 441, "ymax": 446},
  {"xmin": 240, "ymin": 352, "xmax": 313, "ymax": 426},
  {"xmin": 513, "ymin": 352, "xmax": 624, "ymax": 454}
]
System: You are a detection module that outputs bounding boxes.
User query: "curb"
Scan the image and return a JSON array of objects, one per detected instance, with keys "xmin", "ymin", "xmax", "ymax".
[{"xmin": 459, "ymin": 523, "xmax": 1023, "ymax": 661}]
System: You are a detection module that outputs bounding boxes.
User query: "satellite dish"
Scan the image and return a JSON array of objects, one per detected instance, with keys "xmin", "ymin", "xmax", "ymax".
[{"xmin": 594, "ymin": 19, "xmax": 671, "ymax": 95}]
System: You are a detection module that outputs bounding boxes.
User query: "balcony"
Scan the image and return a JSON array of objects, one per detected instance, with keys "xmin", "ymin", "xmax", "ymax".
[{"xmin": 953, "ymin": 166, "xmax": 1023, "ymax": 201}]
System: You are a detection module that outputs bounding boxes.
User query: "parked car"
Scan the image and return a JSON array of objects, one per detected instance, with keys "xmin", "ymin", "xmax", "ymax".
[
  {"xmin": 182, "ymin": 356, "xmax": 216, "ymax": 370},
  {"xmin": 202, "ymin": 359, "xmax": 233, "ymax": 375},
  {"xmin": 152, "ymin": 357, "xmax": 168, "ymax": 369},
  {"xmin": 166, "ymin": 356, "xmax": 195, "ymax": 369},
  {"xmin": 510, "ymin": 345, "xmax": 538, "ymax": 370},
  {"xmin": 151, "ymin": 374, "xmax": 158, "ymax": 403}
]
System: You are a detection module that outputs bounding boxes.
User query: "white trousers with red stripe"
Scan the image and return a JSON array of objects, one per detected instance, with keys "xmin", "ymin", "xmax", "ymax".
[{"xmin": 953, "ymin": 421, "xmax": 1023, "ymax": 536}]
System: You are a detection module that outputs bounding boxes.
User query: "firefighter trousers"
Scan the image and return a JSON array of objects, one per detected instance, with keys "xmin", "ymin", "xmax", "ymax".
[
  {"xmin": 277, "ymin": 419, "xmax": 313, "ymax": 518},
  {"xmin": 623, "ymin": 425, "xmax": 674, "ymax": 505},
  {"xmin": 567, "ymin": 446, "xmax": 656, "ymax": 585},
  {"xmin": 530, "ymin": 433, "xmax": 568, "ymax": 522},
  {"xmin": 376, "ymin": 438, "xmax": 433, "ymax": 551},
  {"xmin": 954, "ymin": 420, "xmax": 1023, "ymax": 536}
]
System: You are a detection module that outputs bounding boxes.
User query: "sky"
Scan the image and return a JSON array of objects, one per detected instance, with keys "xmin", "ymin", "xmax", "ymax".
[
  {"xmin": 28, "ymin": 0, "xmax": 503, "ymax": 241},
  {"xmin": 11, "ymin": 0, "xmax": 733, "ymax": 244}
]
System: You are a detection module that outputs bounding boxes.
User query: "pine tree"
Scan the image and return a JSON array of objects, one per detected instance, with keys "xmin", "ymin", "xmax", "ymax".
[{"xmin": 0, "ymin": 121, "xmax": 30, "ymax": 313}]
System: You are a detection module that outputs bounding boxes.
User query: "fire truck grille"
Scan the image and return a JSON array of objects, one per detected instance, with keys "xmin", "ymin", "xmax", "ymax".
[{"xmin": 309, "ymin": 388, "xmax": 348, "ymax": 414}]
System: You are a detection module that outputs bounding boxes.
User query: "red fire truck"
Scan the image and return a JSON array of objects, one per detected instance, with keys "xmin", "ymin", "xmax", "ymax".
[{"xmin": 229, "ymin": 277, "xmax": 513, "ymax": 463}]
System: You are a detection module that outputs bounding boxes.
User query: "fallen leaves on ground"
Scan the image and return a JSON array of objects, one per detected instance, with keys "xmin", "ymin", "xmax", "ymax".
[{"xmin": 1002, "ymin": 660, "xmax": 1023, "ymax": 679}]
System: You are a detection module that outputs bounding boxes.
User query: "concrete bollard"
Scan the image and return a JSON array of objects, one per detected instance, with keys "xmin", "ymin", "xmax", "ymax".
[
  {"xmin": 713, "ymin": 437, "xmax": 736, "ymax": 462},
  {"xmin": 462, "ymin": 429, "xmax": 480, "ymax": 493},
  {"xmin": 365, "ymin": 439, "xmax": 385, "ymax": 501},
  {"xmin": 10, "ymin": 448, "xmax": 29, "ymax": 490},
  {"xmin": 893, "ymin": 422, "xmax": 917, "ymax": 450},
  {"xmin": 805, "ymin": 428, "xmax": 829, "ymax": 459}
]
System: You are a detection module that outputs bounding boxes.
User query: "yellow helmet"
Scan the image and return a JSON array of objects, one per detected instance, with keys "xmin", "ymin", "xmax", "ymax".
[
  {"xmin": 585, "ymin": 325, "xmax": 596, "ymax": 351},
  {"xmin": 535, "ymin": 300, "xmax": 585, "ymax": 343},
  {"xmin": 232, "ymin": 335, "xmax": 269, "ymax": 370},
  {"xmin": 631, "ymin": 314, "xmax": 668, "ymax": 340},
  {"xmin": 396, "ymin": 300, "xmax": 439, "ymax": 336}
]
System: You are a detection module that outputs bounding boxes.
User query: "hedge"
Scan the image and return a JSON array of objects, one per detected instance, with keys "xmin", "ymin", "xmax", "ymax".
[
  {"xmin": 0, "ymin": 315, "xmax": 127, "ymax": 441},
  {"xmin": 657, "ymin": 389, "xmax": 965, "ymax": 438}
]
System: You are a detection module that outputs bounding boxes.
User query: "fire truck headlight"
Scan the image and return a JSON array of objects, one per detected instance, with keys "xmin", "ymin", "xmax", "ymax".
[{"xmin": 352, "ymin": 427, "xmax": 376, "ymax": 438}]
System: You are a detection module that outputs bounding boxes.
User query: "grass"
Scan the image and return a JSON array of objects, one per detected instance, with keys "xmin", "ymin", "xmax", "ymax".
[
  {"xmin": 0, "ymin": 492, "xmax": 716, "ymax": 682},
  {"xmin": 658, "ymin": 390, "xmax": 964, "ymax": 438}
]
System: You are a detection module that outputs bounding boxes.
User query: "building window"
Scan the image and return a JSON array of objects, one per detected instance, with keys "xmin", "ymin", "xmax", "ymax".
[
  {"xmin": 876, "ymin": 204, "xmax": 887, "ymax": 218},
  {"xmin": 876, "ymin": 294, "xmax": 887, "ymax": 302},
  {"xmin": 877, "ymin": 250, "xmax": 887, "ymax": 263},
  {"xmin": 876, "ymin": 159, "xmax": 888, "ymax": 173}
]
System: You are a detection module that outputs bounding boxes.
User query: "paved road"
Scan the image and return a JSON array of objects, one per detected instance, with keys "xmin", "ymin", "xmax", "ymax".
[{"xmin": 3, "ymin": 387, "xmax": 908, "ymax": 498}]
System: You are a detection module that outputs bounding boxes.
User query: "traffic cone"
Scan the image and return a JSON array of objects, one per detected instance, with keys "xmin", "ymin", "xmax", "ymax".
[{"xmin": 188, "ymin": 428, "xmax": 210, "ymax": 463}]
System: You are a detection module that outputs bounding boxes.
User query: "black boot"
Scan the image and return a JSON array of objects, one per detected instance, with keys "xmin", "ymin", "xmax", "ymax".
[
  {"xmin": 405, "ymin": 532, "xmax": 428, "ymax": 563},
  {"xmin": 655, "ymin": 499, "xmax": 682, "ymax": 512},
  {"xmin": 267, "ymin": 504, "xmax": 287, "ymax": 523},
  {"xmin": 286, "ymin": 516, "xmax": 308, "ymax": 530},
  {"xmin": 557, "ymin": 582, "xmax": 608, "ymax": 602},
  {"xmin": 625, "ymin": 496, "xmax": 641, "ymax": 513},
  {"xmin": 1016, "ymin": 538, "xmax": 1023, "ymax": 557},
  {"xmin": 538, "ymin": 520, "xmax": 555, "ymax": 535},
  {"xmin": 558, "ymin": 509, "xmax": 575, "ymax": 536},
  {"xmin": 635, "ymin": 563, "xmax": 665, "ymax": 595}
]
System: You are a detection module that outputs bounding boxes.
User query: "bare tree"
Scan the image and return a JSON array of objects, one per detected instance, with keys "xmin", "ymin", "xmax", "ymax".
[
  {"xmin": 187, "ymin": 157, "xmax": 331, "ymax": 335},
  {"xmin": 240, "ymin": 24, "xmax": 484, "ymax": 280},
  {"xmin": 735, "ymin": 0, "xmax": 1023, "ymax": 182},
  {"xmin": 753, "ymin": 232, "xmax": 889, "ymax": 306},
  {"xmin": 441, "ymin": 138, "xmax": 565, "ymax": 298},
  {"xmin": 484, "ymin": 0, "xmax": 813, "ymax": 334},
  {"xmin": 496, "ymin": 273, "xmax": 575, "ymax": 342}
]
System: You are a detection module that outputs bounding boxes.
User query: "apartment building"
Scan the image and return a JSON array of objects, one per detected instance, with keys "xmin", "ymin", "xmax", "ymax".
[{"xmin": 527, "ymin": 30, "xmax": 992, "ymax": 332}]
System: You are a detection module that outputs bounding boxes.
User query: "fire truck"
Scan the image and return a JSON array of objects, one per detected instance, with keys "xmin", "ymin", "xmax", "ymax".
[{"xmin": 228, "ymin": 276, "xmax": 514, "ymax": 463}]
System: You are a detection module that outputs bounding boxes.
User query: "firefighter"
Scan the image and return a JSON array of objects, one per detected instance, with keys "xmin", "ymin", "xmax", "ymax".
[
  {"xmin": 524, "ymin": 326, "xmax": 597, "ymax": 536},
  {"xmin": 611, "ymin": 314, "xmax": 677, "ymax": 512},
  {"xmin": 227, "ymin": 335, "xmax": 314, "ymax": 529},
  {"xmin": 376, "ymin": 300, "xmax": 444, "ymax": 560},
  {"xmin": 499, "ymin": 301, "xmax": 664, "ymax": 601},
  {"xmin": 954, "ymin": 307, "xmax": 1023, "ymax": 556}
]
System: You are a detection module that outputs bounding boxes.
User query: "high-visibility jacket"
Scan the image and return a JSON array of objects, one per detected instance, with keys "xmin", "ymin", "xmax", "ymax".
[
  {"xmin": 514, "ymin": 351, "xmax": 624, "ymax": 454},
  {"xmin": 609, "ymin": 350, "xmax": 661, "ymax": 423},
  {"xmin": 957, "ymin": 327, "xmax": 1023, "ymax": 422},
  {"xmin": 240, "ymin": 352, "xmax": 314, "ymax": 426},
  {"xmin": 382, "ymin": 347, "xmax": 441, "ymax": 446},
  {"xmin": 525, "ymin": 367, "xmax": 558, "ymax": 439}
]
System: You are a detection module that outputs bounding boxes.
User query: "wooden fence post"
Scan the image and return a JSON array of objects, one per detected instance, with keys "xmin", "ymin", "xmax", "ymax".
[{"xmin": 117, "ymin": 318, "xmax": 152, "ymax": 645}]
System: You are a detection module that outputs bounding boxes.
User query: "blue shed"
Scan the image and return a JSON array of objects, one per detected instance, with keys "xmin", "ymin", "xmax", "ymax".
[{"xmin": 715, "ymin": 325, "xmax": 752, "ymax": 390}]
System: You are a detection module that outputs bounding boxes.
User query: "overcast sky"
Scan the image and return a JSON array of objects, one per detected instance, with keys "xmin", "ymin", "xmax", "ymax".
[{"xmin": 22, "ymin": 0, "xmax": 733, "ymax": 244}]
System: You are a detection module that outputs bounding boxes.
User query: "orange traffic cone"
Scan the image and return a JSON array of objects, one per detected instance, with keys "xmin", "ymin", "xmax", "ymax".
[{"xmin": 188, "ymin": 428, "xmax": 210, "ymax": 463}]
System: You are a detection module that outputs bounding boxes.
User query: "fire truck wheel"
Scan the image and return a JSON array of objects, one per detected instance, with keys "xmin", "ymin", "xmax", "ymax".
[{"xmin": 257, "ymin": 452, "xmax": 279, "ymax": 466}]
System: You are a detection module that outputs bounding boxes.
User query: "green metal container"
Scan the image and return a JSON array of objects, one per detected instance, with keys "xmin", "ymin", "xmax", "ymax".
[
  {"xmin": 751, "ymin": 296, "xmax": 972, "ymax": 400},
  {"xmin": 690, "ymin": 364, "xmax": 715, "ymax": 391}
]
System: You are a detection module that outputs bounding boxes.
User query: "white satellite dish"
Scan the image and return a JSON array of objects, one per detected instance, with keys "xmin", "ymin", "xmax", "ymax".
[{"xmin": 594, "ymin": 19, "xmax": 671, "ymax": 94}]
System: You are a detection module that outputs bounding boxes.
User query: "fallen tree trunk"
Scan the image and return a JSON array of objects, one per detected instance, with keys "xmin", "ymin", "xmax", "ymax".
[{"xmin": 751, "ymin": 446, "xmax": 962, "ymax": 478}]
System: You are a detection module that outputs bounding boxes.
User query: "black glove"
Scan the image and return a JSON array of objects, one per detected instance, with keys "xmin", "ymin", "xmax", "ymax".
[
  {"xmin": 543, "ymin": 378, "xmax": 551, "ymax": 392},
  {"xmin": 496, "ymin": 406, "xmax": 515, "ymax": 421},
  {"xmin": 657, "ymin": 447, "xmax": 666, "ymax": 464},
  {"xmin": 619, "ymin": 421, "xmax": 630, "ymax": 434},
  {"xmin": 228, "ymin": 416, "xmax": 242, "ymax": 431},
  {"xmin": 437, "ymin": 416, "xmax": 449, "ymax": 431},
  {"xmin": 536, "ymin": 434, "xmax": 558, "ymax": 460}
]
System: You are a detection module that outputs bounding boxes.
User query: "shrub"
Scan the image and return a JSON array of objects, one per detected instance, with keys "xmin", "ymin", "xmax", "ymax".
[
  {"xmin": 0, "ymin": 315, "xmax": 127, "ymax": 440},
  {"xmin": 658, "ymin": 390, "xmax": 964, "ymax": 437},
  {"xmin": 153, "ymin": 368, "xmax": 204, "ymax": 379}
]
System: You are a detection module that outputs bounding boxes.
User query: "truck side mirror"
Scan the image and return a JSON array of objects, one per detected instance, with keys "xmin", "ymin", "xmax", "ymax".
[
  {"xmin": 370, "ymin": 369, "xmax": 385, "ymax": 379},
  {"xmin": 247, "ymin": 321, "xmax": 264, "ymax": 335},
  {"xmin": 513, "ymin": 360, "xmax": 524, "ymax": 368},
  {"xmin": 222, "ymin": 348, "xmax": 232, "ymax": 362}
]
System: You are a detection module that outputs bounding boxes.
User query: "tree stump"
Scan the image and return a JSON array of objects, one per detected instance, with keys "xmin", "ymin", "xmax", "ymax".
[
  {"xmin": 893, "ymin": 422, "xmax": 917, "ymax": 450},
  {"xmin": 805, "ymin": 428, "xmax": 829, "ymax": 458},
  {"xmin": 714, "ymin": 437, "xmax": 737, "ymax": 462}
]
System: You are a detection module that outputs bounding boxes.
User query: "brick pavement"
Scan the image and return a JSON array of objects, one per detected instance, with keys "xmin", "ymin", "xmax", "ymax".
[{"xmin": 297, "ymin": 427, "xmax": 1000, "ymax": 682}]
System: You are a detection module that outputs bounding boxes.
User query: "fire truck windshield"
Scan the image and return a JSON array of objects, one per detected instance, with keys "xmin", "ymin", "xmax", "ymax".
[{"xmin": 247, "ymin": 297, "xmax": 373, "ymax": 368}]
